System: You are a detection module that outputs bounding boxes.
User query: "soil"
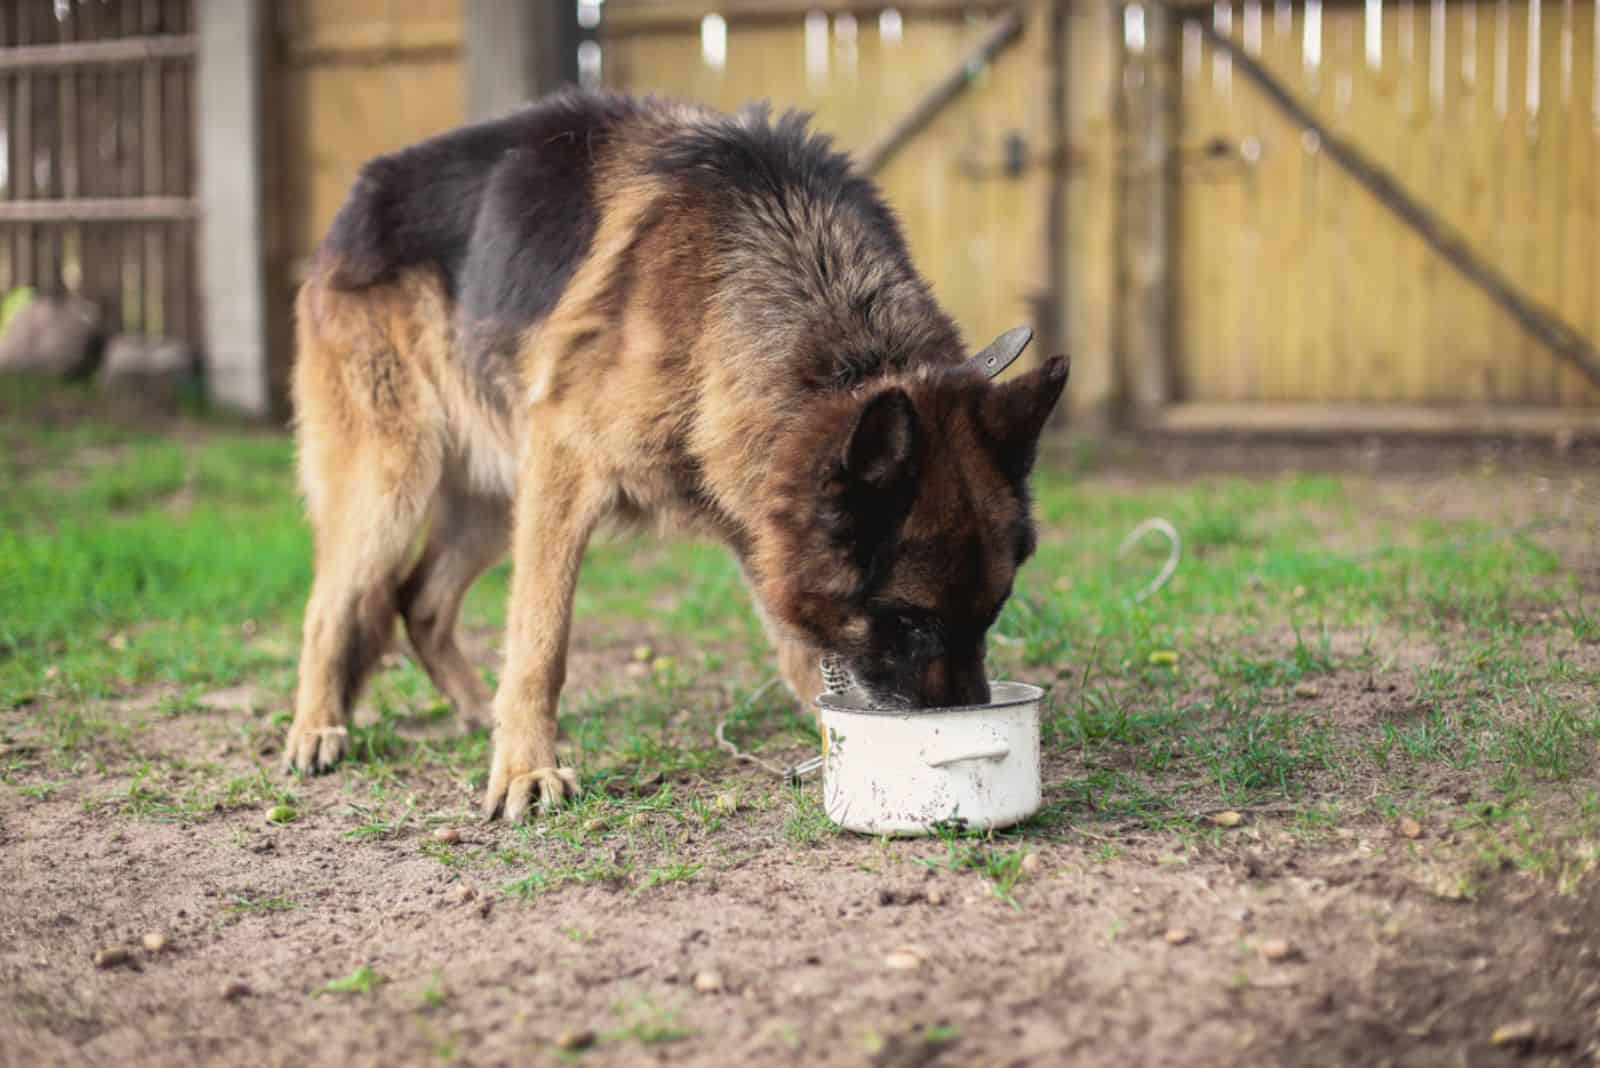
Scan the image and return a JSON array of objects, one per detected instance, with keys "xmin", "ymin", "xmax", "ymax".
[{"xmin": 5, "ymin": 783, "xmax": 1599, "ymax": 1068}]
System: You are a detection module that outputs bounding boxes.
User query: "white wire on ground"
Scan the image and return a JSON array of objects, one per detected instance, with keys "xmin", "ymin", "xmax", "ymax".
[{"xmin": 1117, "ymin": 517, "xmax": 1182, "ymax": 603}]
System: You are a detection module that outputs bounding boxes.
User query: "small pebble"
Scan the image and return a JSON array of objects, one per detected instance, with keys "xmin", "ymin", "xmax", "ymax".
[
  {"xmin": 478, "ymin": 898, "xmax": 493, "ymax": 919},
  {"xmin": 452, "ymin": 885, "xmax": 476, "ymax": 905},
  {"xmin": 141, "ymin": 932, "xmax": 167, "ymax": 953},
  {"xmin": 884, "ymin": 948, "xmax": 925, "ymax": 971},
  {"xmin": 556, "ymin": 1029, "xmax": 596, "ymax": 1051},
  {"xmin": 1020, "ymin": 853, "xmax": 1041, "ymax": 877},
  {"xmin": 1292, "ymin": 682, "xmax": 1321, "ymax": 699},
  {"xmin": 433, "ymin": 827, "xmax": 462, "ymax": 844},
  {"xmin": 1165, "ymin": 927, "xmax": 1195, "ymax": 946},
  {"xmin": 220, "ymin": 980, "xmax": 251, "ymax": 1001},
  {"xmin": 1212, "ymin": 811, "xmax": 1243, "ymax": 828},
  {"xmin": 1490, "ymin": 1019, "xmax": 1539, "ymax": 1046},
  {"xmin": 926, "ymin": 888, "xmax": 946, "ymax": 907},
  {"xmin": 1397, "ymin": 817, "xmax": 1423, "ymax": 840},
  {"xmin": 1259, "ymin": 938, "xmax": 1299, "ymax": 962},
  {"xmin": 94, "ymin": 946, "xmax": 133, "ymax": 969},
  {"xmin": 693, "ymin": 970, "xmax": 724, "ymax": 994}
]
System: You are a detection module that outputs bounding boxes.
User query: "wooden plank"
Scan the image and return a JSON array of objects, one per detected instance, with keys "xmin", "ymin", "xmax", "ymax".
[
  {"xmin": 1451, "ymin": 0, "xmax": 1500, "ymax": 405},
  {"xmin": 0, "ymin": 196, "xmax": 198, "ymax": 223},
  {"xmin": 1121, "ymin": 0, "xmax": 1175, "ymax": 413},
  {"xmin": 1563, "ymin": 0, "xmax": 1599, "ymax": 404},
  {"xmin": 1196, "ymin": 15, "xmax": 1600, "ymax": 390},
  {"xmin": 1527, "ymin": 0, "xmax": 1566, "ymax": 403},
  {"xmin": 1175, "ymin": 6, "xmax": 1223, "ymax": 401},
  {"xmin": 0, "ymin": 35, "xmax": 195, "ymax": 71},
  {"xmin": 1322, "ymin": 5, "xmax": 1359, "ymax": 403},
  {"xmin": 1062, "ymin": 0, "xmax": 1118, "ymax": 421},
  {"xmin": 1256, "ymin": 1, "xmax": 1305, "ymax": 402},
  {"xmin": 1150, "ymin": 401, "xmax": 1600, "ymax": 434}
]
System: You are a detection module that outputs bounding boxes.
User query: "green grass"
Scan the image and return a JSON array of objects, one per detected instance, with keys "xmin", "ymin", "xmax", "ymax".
[
  {"xmin": 321, "ymin": 965, "xmax": 385, "ymax": 997},
  {"xmin": 3, "ymin": 377, "xmax": 1598, "ymax": 892}
]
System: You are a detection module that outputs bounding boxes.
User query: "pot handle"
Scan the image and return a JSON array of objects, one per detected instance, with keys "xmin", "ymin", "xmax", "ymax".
[{"xmin": 922, "ymin": 742, "xmax": 1011, "ymax": 768}]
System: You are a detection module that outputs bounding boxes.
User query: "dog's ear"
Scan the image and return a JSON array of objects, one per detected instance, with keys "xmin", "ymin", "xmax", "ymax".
[
  {"xmin": 843, "ymin": 387, "xmax": 921, "ymax": 490},
  {"xmin": 979, "ymin": 355, "xmax": 1070, "ymax": 480}
]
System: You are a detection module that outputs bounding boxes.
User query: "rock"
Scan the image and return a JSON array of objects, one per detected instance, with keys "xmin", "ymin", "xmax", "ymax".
[
  {"xmin": 94, "ymin": 946, "xmax": 134, "ymax": 969},
  {"xmin": 1489, "ymin": 1019, "xmax": 1539, "ymax": 1046},
  {"xmin": 884, "ymin": 947, "xmax": 926, "ymax": 971},
  {"xmin": 1397, "ymin": 817, "xmax": 1423, "ymax": 840},
  {"xmin": 196, "ymin": 686, "xmax": 265, "ymax": 714},
  {"xmin": 97, "ymin": 334, "xmax": 196, "ymax": 405},
  {"xmin": 926, "ymin": 888, "xmax": 946, "ymax": 907},
  {"xmin": 556, "ymin": 1029, "xmax": 596, "ymax": 1051},
  {"xmin": 1165, "ymin": 927, "xmax": 1195, "ymax": 946},
  {"xmin": 1020, "ymin": 853, "xmax": 1041, "ymax": 877},
  {"xmin": 141, "ymin": 932, "xmax": 167, "ymax": 953},
  {"xmin": 451, "ymin": 885, "xmax": 476, "ymax": 905},
  {"xmin": 1212, "ymin": 811, "xmax": 1243, "ymax": 828},
  {"xmin": 220, "ymin": 980, "xmax": 252, "ymax": 1001},
  {"xmin": 0, "ymin": 291, "xmax": 103, "ymax": 377},
  {"xmin": 432, "ymin": 827, "xmax": 462, "ymax": 844},
  {"xmin": 1292, "ymin": 682, "xmax": 1321, "ymax": 699},
  {"xmin": 1259, "ymin": 938, "xmax": 1300, "ymax": 963},
  {"xmin": 693, "ymin": 970, "xmax": 723, "ymax": 994}
]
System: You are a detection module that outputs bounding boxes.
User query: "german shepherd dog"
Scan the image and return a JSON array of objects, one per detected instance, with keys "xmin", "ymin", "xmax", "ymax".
[{"xmin": 283, "ymin": 90, "xmax": 1069, "ymax": 821}]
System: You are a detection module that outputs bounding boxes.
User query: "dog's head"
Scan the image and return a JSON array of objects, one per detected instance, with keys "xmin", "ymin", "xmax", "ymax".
[{"xmin": 762, "ymin": 331, "xmax": 1069, "ymax": 709}]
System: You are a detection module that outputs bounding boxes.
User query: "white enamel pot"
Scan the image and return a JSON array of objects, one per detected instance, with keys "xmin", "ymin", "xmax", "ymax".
[{"xmin": 817, "ymin": 681, "xmax": 1044, "ymax": 836}]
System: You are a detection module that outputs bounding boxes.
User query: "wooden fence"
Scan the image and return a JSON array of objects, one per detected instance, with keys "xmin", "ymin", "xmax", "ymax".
[
  {"xmin": 0, "ymin": 0, "xmax": 197, "ymax": 345},
  {"xmin": 1175, "ymin": 0, "xmax": 1600, "ymax": 416}
]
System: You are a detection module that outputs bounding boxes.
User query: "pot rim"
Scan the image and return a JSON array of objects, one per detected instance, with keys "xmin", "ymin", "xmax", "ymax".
[{"xmin": 815, "ymin": 680, "xmax": 1044, "ymax": 718}]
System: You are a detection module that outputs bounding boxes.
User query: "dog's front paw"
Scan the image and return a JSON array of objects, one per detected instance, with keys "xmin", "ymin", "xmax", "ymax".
[
  {"xmin": 281, "ymin": 723, "xmax": 348, "ymax": 775},
  {"xmin": 482, "ymin": 743, "xmax": 579, "ymax": 822}
]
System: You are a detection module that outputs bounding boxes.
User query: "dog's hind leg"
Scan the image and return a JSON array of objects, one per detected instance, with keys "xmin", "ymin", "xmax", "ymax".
[
  {"xmin": 397, "ymin": 484, "xmax": 508, "ymax": 729},
  {"xmin": 283, "ymin": 281, "xmax": 443, "ymax": 774}
]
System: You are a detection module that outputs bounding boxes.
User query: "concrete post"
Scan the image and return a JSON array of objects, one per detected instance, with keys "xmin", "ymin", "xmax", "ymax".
[
  {"xmin": 465, "ymin": 0, "xmax": 580, "ymax": 121},
  {"xmin": 197, "ymin": 0, "xmax": 269, "ymax": 417}
]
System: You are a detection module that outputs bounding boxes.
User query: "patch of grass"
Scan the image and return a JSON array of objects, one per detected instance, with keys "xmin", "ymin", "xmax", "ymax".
[
  {"xmin": 919, "ymin": 831, "xmax": 1029, "ymax": 908},
  {"xmin": 321, "ymin": 965, "xmax": 385, "ymax": 997},
  {"xmin": 637, "ymin": 862, "xmax": 701, "ymax": 892},
  {"xmin": 224, "ymin": 894, "xmax": 298, "ymax": 918},
  {"xmin": 784, "ymin": 787, "xmax": 835, "ymax": 845},
  {"xmin": 604, "ymin": 997, "xmax": 692, "ymax": 1046}
]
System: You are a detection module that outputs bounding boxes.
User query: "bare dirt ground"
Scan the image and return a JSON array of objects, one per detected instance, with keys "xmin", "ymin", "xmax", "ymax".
[
  {"xmin": 4, "ymin": 437, "xmax": 1599, "ymax": 1068},
  {"xmin": 6, "ymin": 765, "xmax": 1600, "ymax": 1068}
]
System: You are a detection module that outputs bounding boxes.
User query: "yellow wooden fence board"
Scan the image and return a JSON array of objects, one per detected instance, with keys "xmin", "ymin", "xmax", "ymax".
[
  {"xmin": 1255, "ymin": 3, "xmax": 1307, "ymax": 402},
  {"xmin": 1061, "ymin": 0, "xmax": 1119, "ymax": 421},
  {"xmin": 1556, "ymin": 0, "xmax": 1598, "ymax": 404}
]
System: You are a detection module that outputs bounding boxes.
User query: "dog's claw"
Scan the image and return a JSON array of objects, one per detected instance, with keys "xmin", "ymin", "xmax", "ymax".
[
  {"xmin": 281, "ymin": 725, "xmax": 348, "ymax": 775},
  {"xmin": 483, "ymin": 766, "xmax": 579, "ymax": 822}
]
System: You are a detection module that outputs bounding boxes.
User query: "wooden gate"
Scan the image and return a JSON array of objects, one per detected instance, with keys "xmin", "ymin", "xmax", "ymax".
[
  {"xmin": 1171, "ymin": 0, "xmax": 1600, "ymax": 420},
  {"xmin": 0, "ymin": 0, "xmax": 197, "ymax": 344},
  {"xmin": 600, "ymin": 0, "xmax": 1120, "ymax": 408}
]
